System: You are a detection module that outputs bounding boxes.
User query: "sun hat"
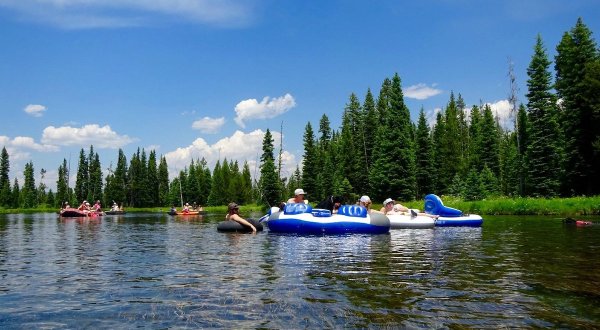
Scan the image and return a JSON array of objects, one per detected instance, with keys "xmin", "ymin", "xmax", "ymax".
[
  {"xmin": 294, "ymin": 188, "xmax": 306, "ymax": 196},
  {"xmin": 383, "ymin": 198, "xmax": 394, "ymax": 205},
  {"xmin": 228, "ymin": 202, "xmax": 239, "ymax": 211},
  {"xmin": 360, "ymin": 195, "xmax": 371, "ymax": 203}
]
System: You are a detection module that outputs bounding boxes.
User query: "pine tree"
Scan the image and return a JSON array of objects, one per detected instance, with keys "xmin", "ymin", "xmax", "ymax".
[
  {"xmin": 105, "ymin": 149, "xmax": 127, "ymax": 207},
  {"xmin": 11, "ymin": 178, "xmax": 20, "ymax": 208},
  {"xmin": 147, "ymin": 150, "xmax": 159, "ymax": 206},
  {"xmin": 88, "ymin": 146, "xmax": 103, "ymax": 203},
  {"xmin": 527, "ymin": 35, "xmax": 563, "ymax": 197},
  {"xmin": 555, "ymin": 18, "xmax": 599, "ymax": 195},
  {"xmin": 259, "ymin": 129, "xmax": 281, "ymax": 207},
  {"xmin": 38, "ymin": 168, "xmax": 47, "ymax": 206},
  {"xmin": 56, "ymin": 159, "xmax": 69, "ymax": 207},
  {"xmin": 431, "ymin": 111, "xmax": 446, "ymax": 193},
  {"xmin": 301, "ymin": 122, "xmax": 319, "ymax": 201},
  {"xmin": 240, "ymin": 161, "xmax": 253, "ymax": 204},
  {"xmin": 127, "ymin": 149, "xmax": 142, "ymax": 206},
  {"xmin": 363, "ymin": 88, "xmax": 378, "ymax": 171},
  {"xmin": 0, "ymin": 147, "xmax": 11, "ymax": 206},
  {"xmin": 369, "ymin": 73, "xmax": 416, "ymax": 201},
  {"xmin": 208, "ymin": 161, "xmax": 224, "ymax": 206},
  {"xmin": 516, "ymin": 104, "xmax": 529, "ymax": 196},
  {"xmin": 440, "ymin": 92, "xmax": 464, "ymax": 180},
  {"xmin": 158, "ymin": 155, "xmax": 170, "ymax": 206},
  {"xmin": 479, "ymin": 104, "xmax": 501, "ymax": 176},
  {"xmin": 22, "ymin": 161, "xmax": 36, "ymax": 208},
  {"xmin": 415, "ymin": 108, "xmax": 434, "ymax": 198},
  {"xmin": 74, "ymin": 149, "xmax": 88, "ymax": 203},
  {"xmin": 339, "ymin": 93, "xmax": 367, "ymax": 191}
]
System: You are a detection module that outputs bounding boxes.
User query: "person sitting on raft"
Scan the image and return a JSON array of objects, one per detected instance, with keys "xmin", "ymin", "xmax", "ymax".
[
  {"xmin": 358, "ymin": 195, "xmax": 382, "ymax": 214},
  {"xmin": 226, "ymin": 202, "xmax": 257, "ymax": 233},
  {"xmin": 93, "ymin": 200, "xmax": 102, "ymax": 212},
  {"xmin": 380, "ymin": 198, "xmax": 438, "ymax": 218},
  {"xmin": 78, "ymin": 200, "xmax": 91, "ymax": 213},
  {"xmin": 182, "ymin": 202, "xmax": 191, "ymax": 213},
  {"xmin": 287, "ymin": 188, "xmax": 309, "ymax": 204}
]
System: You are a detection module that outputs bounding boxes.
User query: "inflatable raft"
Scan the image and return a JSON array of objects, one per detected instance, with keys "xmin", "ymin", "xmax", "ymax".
[
  {"xmin": 424, "ymin": 194, "xmax": 483, "ymax": 227},
  {"xmin": 265, "ymin": 203, "xmax": 390, "ymax": 235},
  {"xmin": 387, "ymin": 213, "xmax": 435, "ymax": 229},
  {"xmin": 59, "ymin": 208, "xmax": 104, "ymax": 217},
  {"xmin": 217, "ymin": 219, "xmax": 263, "ymax": 233}
]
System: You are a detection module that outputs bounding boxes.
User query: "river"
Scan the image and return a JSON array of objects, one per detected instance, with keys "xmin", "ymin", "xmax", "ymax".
[{"xmin": 0, "ymin": 212, "xmax": 599, "ymax": 328}]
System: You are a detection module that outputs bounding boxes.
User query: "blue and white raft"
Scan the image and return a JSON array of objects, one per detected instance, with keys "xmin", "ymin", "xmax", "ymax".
[
  {"xmin": 264, "ymin": 203, "xmax": 390, "ymax": 235},
  {"xmin": 424, "ymin": 194, "xmax": 483, "ymax": 227},
  {"xmin": 387, "ymin": 212, "xmax": 435, "ymax": 229}
]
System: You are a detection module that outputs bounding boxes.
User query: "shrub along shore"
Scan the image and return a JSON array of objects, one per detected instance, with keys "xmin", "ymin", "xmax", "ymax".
[{"xmin": 1, "ymin": 196, "xmax": 599, "ymax": 216}]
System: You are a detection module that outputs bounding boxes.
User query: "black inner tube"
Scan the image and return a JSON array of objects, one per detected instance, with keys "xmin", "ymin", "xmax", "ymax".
[{"xmin": 217, "ymin": 218, "xmax": 263, "ymax": 232}]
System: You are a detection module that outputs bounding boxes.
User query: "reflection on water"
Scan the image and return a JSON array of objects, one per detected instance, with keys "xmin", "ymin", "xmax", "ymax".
[{"xmin": 0, "ymin": 213, "xmax": 599, "ymax": 328}]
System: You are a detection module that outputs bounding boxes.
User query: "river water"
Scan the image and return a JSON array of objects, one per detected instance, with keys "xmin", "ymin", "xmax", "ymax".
[{"xmin": 0, "ymin": 212, "xmax": 599, "ymax": 328}]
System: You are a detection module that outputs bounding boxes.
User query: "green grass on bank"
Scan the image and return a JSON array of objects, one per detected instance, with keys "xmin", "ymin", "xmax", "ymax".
[
  {"xmin": 403, "ymin": 195, "xmax": 600, "ymax": 216},
  {"xmin": 1, "ymin": 197, "xmax": 599, "ymax": 216}
]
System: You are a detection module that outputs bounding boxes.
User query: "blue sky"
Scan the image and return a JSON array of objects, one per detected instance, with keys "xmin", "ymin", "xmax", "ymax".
[{"xmin": 1, "ymin": 0, "xmax": 599, "ymax": 191}]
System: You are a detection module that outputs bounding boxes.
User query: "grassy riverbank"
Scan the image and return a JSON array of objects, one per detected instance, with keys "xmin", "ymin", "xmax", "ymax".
[
  {"xmin": 404, "ymin": 195, "xmax": 600, "ymax": 216},
  {"xmin": 1, "ymin": 197, "xmax": 599, "ymax": 215}
]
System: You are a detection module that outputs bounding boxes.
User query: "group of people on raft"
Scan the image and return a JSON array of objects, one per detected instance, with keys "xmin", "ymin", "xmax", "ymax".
[
  {"xmin": 61, "ymin": 200, "xmax": 123, "ymax": 214},
  {"xmin": 227, "ymin": 188, "xmax": 439, "ymax": 233},
  {"xmin": 170, "ymin": 202, "xmax": 205, "ymax": 214}
]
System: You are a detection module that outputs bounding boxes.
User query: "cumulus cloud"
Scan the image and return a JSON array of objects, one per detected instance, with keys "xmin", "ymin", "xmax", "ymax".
[
  {"xmin": 485, "ymin": 99, "xmax": 513, "ymax": 130},
  {"xmin": 192, "ymin": 116, "xmax": 225, "ymax": 134},
  {"xmin": 234, "ymin": 94, "xmax": 296, "ymax": 128},
  {"xmin": 24, "ymin": 104, "xmax": 47, "ymax": 117},
  {"xmin": 164, "ymin": 129, "xmax": 297, "ymax": 181},
  {"xmin": 404, "ymin": 83, "xmax": 443, "ymax": 100},
  {"xmin": 41, "ymin": 124, "xmax": 136, "ymax": 148},
  {"xmin": 0, "ymin": 0, "xmax": 254, "ymax": 29},
  {"xmin": 0, "ymin": 135, "xmax": 59, "ymax": 153}
]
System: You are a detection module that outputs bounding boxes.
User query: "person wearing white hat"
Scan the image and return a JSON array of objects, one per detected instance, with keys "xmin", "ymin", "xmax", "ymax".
[
  {"xmin": 380, "ymin": 198, "xmax": 396, "ymax": 214},
  {"xmin": 287, "ymin": 188, "xmax": 309, "ymax": 204},
  {"xmin": 380, "ymin": 197, "xmax": 438, "ymax": 218},
  {"xmin": 358, "ymin": 195, "xmax": 382, "ymax": 214}
]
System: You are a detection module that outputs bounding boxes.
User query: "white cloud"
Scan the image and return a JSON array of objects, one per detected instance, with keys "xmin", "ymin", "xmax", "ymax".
[
  {"xmin": 41, "ymin": 124, "xmax": 136, "ymax": 148},
  {"xmin": 0, "ymin": 0, "xmax": 254, "ymax": 29},
  {"xmin": 234, "ymin": 93, "xmax": 296, "ymax": 128},
  {"xmin": 24, "ymin": 104, "xmax": 47, "ymax": 117},
  {"xmin": 485, "ymin": 99, "xmax": 513, "ymax": 131},
  {"xmin": 404, "ymin": 83, "xmax": 443, "ymax": 100},
  {"xmin": 164, "ymin": 129, "xmax": 297, "ymax": 181},
  {"xmin": 0, "ymin": 135, "xmax": 59, "ymax": 154},
  {"xmin": 192, "ymin": 116, "xmax": 225, "ymax": 134}
]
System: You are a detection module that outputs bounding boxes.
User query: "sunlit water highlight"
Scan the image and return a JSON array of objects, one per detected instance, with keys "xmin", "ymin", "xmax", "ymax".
[{"xmin": 1, "ymin": 213, "xmax": 599, "ymax": 328}]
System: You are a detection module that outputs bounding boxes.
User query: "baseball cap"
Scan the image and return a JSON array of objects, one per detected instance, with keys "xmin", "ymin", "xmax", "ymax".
[
  {"xmin": 383, "ymin": 198, "xmax": 394, "ymax": 205},
  {"xmin": 359, "ymin": 195, "xmax": 371, "ymax": 203},
  {"xmin": 294, "ymin": 188, "xmax": 306, "ymax": 196}
]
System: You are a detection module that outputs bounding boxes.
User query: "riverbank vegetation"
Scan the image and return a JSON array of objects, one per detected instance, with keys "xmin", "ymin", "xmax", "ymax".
[
  {"xmin": 0, "ymin": 18, "xmax": 599, "ymax": 214},
  {"xmin": 1, "ymin": 197, "xmax": 598, "ymax": 216}
]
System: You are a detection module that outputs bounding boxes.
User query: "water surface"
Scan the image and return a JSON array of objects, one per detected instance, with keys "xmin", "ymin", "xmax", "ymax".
[{"xmin": 0, "ymin": 213, "xmax": 599, "ymax": 328}]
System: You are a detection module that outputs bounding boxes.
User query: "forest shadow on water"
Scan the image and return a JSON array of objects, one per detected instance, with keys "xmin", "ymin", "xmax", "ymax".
[{"xmin": 0, "ymin": 213, "xmax": 599, "ymax": 328}]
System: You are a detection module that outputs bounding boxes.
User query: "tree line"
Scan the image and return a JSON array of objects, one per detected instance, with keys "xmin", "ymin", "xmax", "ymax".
[{"xmin": 0, "ymin": 18, "xmax": 598, "ymax": 209}]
